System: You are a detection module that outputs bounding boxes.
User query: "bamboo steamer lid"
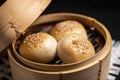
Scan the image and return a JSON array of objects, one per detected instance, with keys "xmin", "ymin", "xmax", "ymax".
[{"xmin": 0, "ymin": 0, "xmax": 51, "ymax": 52}]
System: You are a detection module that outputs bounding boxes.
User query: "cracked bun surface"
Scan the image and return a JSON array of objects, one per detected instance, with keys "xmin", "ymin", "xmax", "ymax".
[
  {"xmin": 57, "ymin": 33, "xmax": 95, "ymax": 64},
  {"xmin": 50, "ymin": 20, "xmax": 87, "ymax": 42},
  {"xmin": 19, "ymin": 32, "xmax": 57, "ymax": 63}
]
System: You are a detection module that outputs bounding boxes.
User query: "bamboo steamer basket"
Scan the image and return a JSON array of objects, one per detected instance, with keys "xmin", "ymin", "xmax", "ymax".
[
  {"xmin": 8, "ymin": 13, "xmax": 112, "ymax": 80},
  {"xmin": 0, "ymin": 0, "xmax": 51, "ymax": 52}
]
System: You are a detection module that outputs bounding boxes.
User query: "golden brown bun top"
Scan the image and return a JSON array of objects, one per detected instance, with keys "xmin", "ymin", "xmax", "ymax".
[
  {"xmin": 50, "ymin": 20, "xmax": 87, "ymax": 41},
  {"xmin": 19, "ymin": 32, "xmax": 57, "ymax": 63},
  {"xmin": 57, "ymin": 33, "xmax": 95, "ymax": 64},
  {"xmin": 52, "ymin": 20, "xmax": 83, "ymax": 32},
  {"xmin": 22, "ymin": 32, "xmax": 53, "ymax": 48}
]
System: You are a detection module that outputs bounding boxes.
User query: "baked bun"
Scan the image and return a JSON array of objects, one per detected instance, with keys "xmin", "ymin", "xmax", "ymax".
[
  {"xmin": 19, "ymin": 32, "xmax": 57, "ymax": 63},
  {"xmin": 50, "ymin": 20, "xmax": 87, "ymax": 41},
  {"xmin": 57, "ymin": 33, "xmax": 95, "ymax": 64}
]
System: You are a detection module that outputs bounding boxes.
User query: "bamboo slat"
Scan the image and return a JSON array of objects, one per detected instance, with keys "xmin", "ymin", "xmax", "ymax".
[
  {"xmin": 0, "ymin": 0, "xmax": 51, "ymax": 52},
  {"xmin": 8, "ymin": 13, "xmax": 112, "ymax": 80}
]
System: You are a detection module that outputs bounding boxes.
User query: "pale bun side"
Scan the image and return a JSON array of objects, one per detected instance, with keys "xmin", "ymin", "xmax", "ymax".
[
  {"xmin": 50, "ymin": 20, "xmax": 87, "ymax": 42},
  {"xmin": 19, "ymin": 32, "xmax": 57, "ymax": 63},
  {"xmin": 57, "ymin": 33, "xmax": 95, "ymax": 64}
]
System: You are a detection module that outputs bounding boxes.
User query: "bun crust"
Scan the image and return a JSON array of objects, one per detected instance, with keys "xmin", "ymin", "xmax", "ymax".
[
  {"xmin": 19, "ymin": 32, "xmax": 57, "ymax": 63},
  {"xmin": 57, "ymin": 33, "xmax": 95, "ymax": 64},
  {"xmin": 50, "ymin": 20, "xmax": 87, "ymax": 41}
]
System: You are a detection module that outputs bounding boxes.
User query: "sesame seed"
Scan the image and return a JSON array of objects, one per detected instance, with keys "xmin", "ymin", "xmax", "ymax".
[
  {"xmin": 23, "ymin": 32, "xmax": 50, "ymax": 48},
  {"xmin": 54, "ymin": 20, "xmax": 83, "ymax": 33},
  {"xmin": 72, "ymin": 39, "xmax": 89, "ymax": 54}
]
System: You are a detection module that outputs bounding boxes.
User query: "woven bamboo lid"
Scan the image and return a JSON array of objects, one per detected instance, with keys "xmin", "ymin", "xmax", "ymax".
[{"xmin": 0, "ymin": 0, "xmax": 51, "ymax": 52}]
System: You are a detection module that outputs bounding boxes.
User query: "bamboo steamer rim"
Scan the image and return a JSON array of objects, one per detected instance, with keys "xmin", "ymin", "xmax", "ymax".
[
  {"xmin": 0, "ymin": 0, "xmax": 51, "ymax": 52},
  {"xmin": 10, "ymin": 13, "xmax": 112, "ymax": 73}
]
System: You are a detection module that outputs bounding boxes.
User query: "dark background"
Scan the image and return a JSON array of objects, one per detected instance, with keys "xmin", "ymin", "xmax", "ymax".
[{"xmin": 42, "ymin": 0, "xmax": 120, "ymax": 41}]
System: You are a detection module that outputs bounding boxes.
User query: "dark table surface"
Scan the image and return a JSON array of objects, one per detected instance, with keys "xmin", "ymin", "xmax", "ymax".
[
  {"xmin": 42, "ymin": 0, "xmax": 120, "ymax": 41},
  {"xmin": 41, "ymin": 0, "xmax": 120, "ymax": 80}
]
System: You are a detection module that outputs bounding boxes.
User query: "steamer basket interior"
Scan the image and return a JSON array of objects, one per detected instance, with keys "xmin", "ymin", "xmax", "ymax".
[{"xmin": 14, "ymin": 21, "xmax": 105, "ymax": 65}]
